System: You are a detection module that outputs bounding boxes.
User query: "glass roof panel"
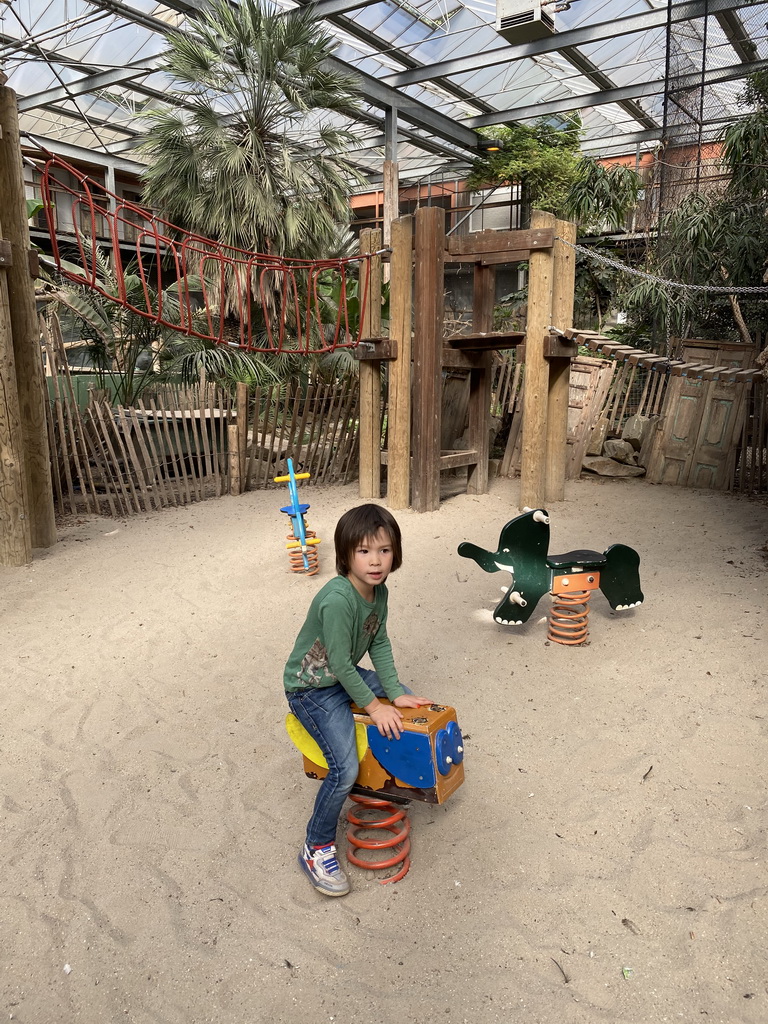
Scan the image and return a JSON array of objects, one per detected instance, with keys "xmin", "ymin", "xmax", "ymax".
[{"xmin": 2, "ymin": 0, "xmax": 766, "ymax": 180}]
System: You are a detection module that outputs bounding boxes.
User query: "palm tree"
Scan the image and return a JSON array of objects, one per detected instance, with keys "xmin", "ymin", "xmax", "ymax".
[{"xmin": 139, "ymin": 0, "xmax": 365, "ymax": 259}]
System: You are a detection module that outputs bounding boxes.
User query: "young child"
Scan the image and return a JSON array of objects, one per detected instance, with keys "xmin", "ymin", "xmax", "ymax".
[{"xmin": 284, "ymin": 503, "xmax": 432, "ymax": 897}]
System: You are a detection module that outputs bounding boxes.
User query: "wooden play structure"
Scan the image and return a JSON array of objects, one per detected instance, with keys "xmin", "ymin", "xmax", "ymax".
[
  {"xmin": 355, "ymin": 207, "xmax": 579, "ymax": 513},
  {"xmin": 0, "ymin": 83, "xmax": 56, "ymax": 566}
]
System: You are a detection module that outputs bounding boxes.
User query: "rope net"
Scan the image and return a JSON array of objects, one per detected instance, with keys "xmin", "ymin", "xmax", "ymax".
[{"xmin": 40, "ymin": 154, "xmax": 372, "ymax": 355}]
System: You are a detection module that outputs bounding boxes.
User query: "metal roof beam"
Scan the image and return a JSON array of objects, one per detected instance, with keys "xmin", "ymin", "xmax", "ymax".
[
  {"xmin": 559, "ymin": 47, "xmax": 658, "ymax": 131},
  {"xmin": 383, "ymin": 0, "xmax": 757, "ymax": 88},
  {"xmin": 465, "ymin": 58, "xmax": 768, "ymax": 129},
  {"xmin": 297, "ymin": 0, "xmax": 384, "ymax": 18},
  {"xmin": 92, "ymin": 0, "xmax": 482, "ymax": 152},
  {"xmin": 715, "ymin": 9, "xmax": 759, "ymax": 63},
  {"xmin": 17, "ymin": 60, "xmax": 154, "ymax": 112},
  {"xmin": 21, "ymin": 134, "xmax": 147, "ymax": 175}
]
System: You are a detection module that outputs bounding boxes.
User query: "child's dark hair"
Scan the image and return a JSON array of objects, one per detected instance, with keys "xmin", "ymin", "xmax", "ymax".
[{"xmin": 334, "ymin": 504, "xmax": 402, "ymax": 576}]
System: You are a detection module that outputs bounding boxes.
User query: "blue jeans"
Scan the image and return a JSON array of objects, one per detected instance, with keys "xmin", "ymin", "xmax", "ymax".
[{"xmin": 286, "ymin": 668, "xmax": 412, "ymax": 847}]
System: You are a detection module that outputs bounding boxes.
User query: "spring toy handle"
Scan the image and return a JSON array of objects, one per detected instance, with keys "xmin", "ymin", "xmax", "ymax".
[{"xmin": 274, "ymin": 457, "xmax": 320, "ymax": 573}]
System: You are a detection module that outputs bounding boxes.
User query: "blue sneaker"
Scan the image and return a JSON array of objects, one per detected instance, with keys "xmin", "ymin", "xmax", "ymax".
[{"xmin": 299, "ymin": 842, "xmax": 350, "ymax": 896}]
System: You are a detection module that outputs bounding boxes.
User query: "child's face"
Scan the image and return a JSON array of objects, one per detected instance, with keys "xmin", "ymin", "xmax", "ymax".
[{"xmin": 347, "ymin": 528, "xmax": 394, "ymax": 599}]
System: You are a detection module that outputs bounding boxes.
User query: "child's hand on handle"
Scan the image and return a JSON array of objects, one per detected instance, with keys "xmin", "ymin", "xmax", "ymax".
[
  {"xmin": 365, "ymin": 700, "xmax": 404, "ymax": 739},
  {"xmin": 393, "ymin": 695, "xmax": 433, "ymax": 709}
]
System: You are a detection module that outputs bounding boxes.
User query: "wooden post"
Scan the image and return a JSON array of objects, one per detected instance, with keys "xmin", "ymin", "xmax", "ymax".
[
  {"xmin": 467, "ymin": 263, "xmax": 495, "ymax": 494},
  {"xmin": 544, "ymin": 218, "xmax": 577, "ymax": 503},
  {"xmin": 386, "ymin": 215, "xmax": 413, "ymax": 509},
  {"xmin": 382, "ymin": 160, "xmax": 399, "ymax": 250},
  {"xmin": 227, "ymin": 424, "xmax": 241, "ymax": 495},
  {"xmin": 358, "ymin": 228, "xmax": 382, "ymax": 498},
  {"xmin": 411, "ymin": 206, "xmax": 444, "ymax": 512},
  {"xmin": 0, "ymin": 210, "xmax": 30, "ymax": 565},
  {"xmin": 519, "ymin": 210, "xmax": 555, "ymax": 510},
  {"xmin": 236, "ymin": 381, "xmax": 248, "ymax": 491},
  {"xmin": 0, "ymin": 86, "xmax": 56, "ymax": 548}
]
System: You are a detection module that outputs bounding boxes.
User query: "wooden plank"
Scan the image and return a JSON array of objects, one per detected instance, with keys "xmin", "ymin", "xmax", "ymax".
[
  {"xmin": 466, "ymin": 262, "xmax": 494, "ymax": 495},
  {"xmin": 617, "ymin": 365, "xmax": 637, "ymax": 426},
  {"xmin": 93, "ymin": 399, "xmax": 140, "ymax": 513},
  {"xmin": 444, "ymin": 249, "xmax": 530, "ymax": 266},
  {"xmin": 152, "ymin": 397, "xmax": 183, "ymax": 505},
  {"xmin": 283, "ymin": 384, "xmax": 303, "ymax": 468},
  {"xmin": 0, "ymin": 86, "xmax": 56, "ymax": 549},
  {"xmin": 80, "ymin": 405, "xmax": 118, "ymax": 516},
  {"xmin": 291, "ymin": 384, "xmax": 313, "ymax": 478},
  {"xmin": 42, "ymin": 370, "xmax": 63, "ymax": 512},
  {"xmin": 218, "ymin": 387, "xmax": 229, "ymax": 494},
  {"xmin": 358, "ymin": 227, "xmax": 383, "ymax": 498},
  {"xmin": 50, "ymin": 316, "xmax": 98, "ymax": 515},
  {"xmin": 354, "ymin": 339, "xmax": 397, "ymax": 361},
  {"xmin": 543, "ymin": 335, "xmax": 578, "ymax": 359},
  {"xmin": 520, "ymin": 210, "xmax": 555, "ymax": 509},
  {"xmin": 228, "ymin": 423, "xmax": 241, "ymax": 495},
  {"xmin": 257, "ymin": 385, "xmax": 276, "ymax": 489},
  {"xmin": 273, "ymin": 385, "xmax": 293, "ymax": 481},
  {"xmin": 446, "ymin": 227, "xmax": 554, "ymax": 256},
  {"xmin": 567, "ymin": 358, "xmax": 614, "ymax": 479},
  {"xmin": 439, "ymin": 449, "xmax": 480, "ymax": 470},
  {"xmin": 41, "ymin": 321, "xmax": 77, "ymax": 515},
  {"xmin": 80, "ymin": 406, "xmax": 118, "ymax": 517},
  {"xmin": 245, "ymin": 385, "xmax": 262, "ymax": 491},
  {"xmin": 445, "ymin": 331, "xmax": 525, "ymax": 352},
  {"xmin": 411, "ymin": 206, "xmax": 444, "ymax": 512},
  {"xmin": 236, "ymin": 382, "xmax": 248, "ymax": 489},
  {"xmin": 116, "ymin": 405, "xmax": 153, "ymax": 511},
  {"xmin": 318, "ymin": 377, "xmax": 347, "ymax": 484},
  {"xmin": 137, "ymin": 400, "xmax": 174, "ymax": 508},
  {"xmin": 341, "ymin": 386, "xmax": 361, "ymax": 485},
  {"xmin": 162, "ymin": 392, "xmax": 191, "ymax": 505},
  {"xmin": 544, "ymin": 218, "xmax": 577, "ymax": 502},
  {"xmin": 0, "ymin": 251, "xmax": 31, "ymax": 562},
  {"xmin": 441, "ymin": 346, "xmax": 487, "ymax": 370},
  {"xmin": 207, "ymin": 386, "xmax": 222, "ymax": 497},
  {"xmin": 177, "ymin": 391, "xmax": 202, "ymax": 503}
]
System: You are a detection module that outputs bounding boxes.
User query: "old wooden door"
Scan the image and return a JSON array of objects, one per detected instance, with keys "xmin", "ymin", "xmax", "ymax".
[{"xmin": 647, "ymin": 377, "xmax": 747, "ymax": 488}]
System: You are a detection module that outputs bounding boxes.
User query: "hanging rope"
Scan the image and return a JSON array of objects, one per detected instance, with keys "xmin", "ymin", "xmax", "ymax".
[{"xmin": 555, "ymin": 236, "xmax": 768, "ymax": 296}]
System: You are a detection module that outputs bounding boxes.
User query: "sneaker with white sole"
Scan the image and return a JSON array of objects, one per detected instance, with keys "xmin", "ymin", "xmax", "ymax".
[{"xmin": 299, "ymin": 842, "xmax": 350, "ymax": 896}]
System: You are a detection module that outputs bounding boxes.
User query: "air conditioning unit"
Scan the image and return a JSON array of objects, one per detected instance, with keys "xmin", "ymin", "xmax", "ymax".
[{"xmin": 496, "ymin": 0, "xmax": 556, "ymax": 44}]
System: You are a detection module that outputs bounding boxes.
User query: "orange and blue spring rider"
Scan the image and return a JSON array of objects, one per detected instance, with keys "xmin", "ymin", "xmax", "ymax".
[{"xmin": 274, "ymin": 458, "xmax": 321, "ymax": 575}]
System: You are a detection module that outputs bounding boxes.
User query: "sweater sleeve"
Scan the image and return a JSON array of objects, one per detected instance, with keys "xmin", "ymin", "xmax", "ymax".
[
  {"xmin": 368, "ymin": 602, "xmax": 406, "ymax": 700},
  {"xmin": 317, "ymin": 591, "xmax": 377, "ymax": 707}
]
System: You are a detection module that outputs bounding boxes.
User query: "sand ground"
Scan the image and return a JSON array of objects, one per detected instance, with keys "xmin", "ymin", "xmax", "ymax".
[{"xmin": 1, "ymin": 475, "xmax": 766, "ymax": 1024}]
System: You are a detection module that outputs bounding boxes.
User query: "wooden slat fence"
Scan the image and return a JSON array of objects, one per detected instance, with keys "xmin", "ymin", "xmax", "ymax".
[
  {"xmin": 733, "ymin": 378, "xmax": 768, "ymax": 494},
  {"xmin": 43, "ymin": 315, "xmax": 361, "ymax": 517}
]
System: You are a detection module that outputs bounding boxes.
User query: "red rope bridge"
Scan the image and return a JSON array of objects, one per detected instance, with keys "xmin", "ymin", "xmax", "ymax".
[{"xmin": 40, "ymin": 155, "xmax": 373, "ymax": 355}]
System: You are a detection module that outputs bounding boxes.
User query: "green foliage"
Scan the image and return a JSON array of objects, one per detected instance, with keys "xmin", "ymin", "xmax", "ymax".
[
  {"xmin": 465, "ymin": 118, "xmax": 583, "ymax": 215},
  {"xmin": 139, "ymin": 0, "xmax": 365, "ymax": 258},
  {"xmin": 564, "ymin": 161, "xmax": 642, "ymax": 232},
  {"xmin": 26, "ymin": 198, "xmax": 44, "ymax": 220},
  {"xmin": 573, "ymin": 245, "xmax": 630, "ymax": 331},
  {"xmin": 617, "ymin": 69, "xmax": 768, "ymax": 345},
  {"xmin": 43, "ymin": 244, "xmax": 180, "ymax": 405}
]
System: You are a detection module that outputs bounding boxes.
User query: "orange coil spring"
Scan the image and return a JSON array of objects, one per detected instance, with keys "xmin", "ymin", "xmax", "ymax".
[
  {"xmin": 346, "ymin": 795, "xmax": 411, "ymax": 885},
  {"xmin": 286, "ymin": 529, "xmax": 319, "ymax": 575},
  {"xmin": 547, "ymin": 589, "xmax": 591, "ymax": 645}
]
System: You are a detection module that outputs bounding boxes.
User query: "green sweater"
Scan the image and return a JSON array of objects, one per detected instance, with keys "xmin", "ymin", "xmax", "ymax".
[{"xmin": 283, "ymin": 576, "xmax": 405, "ymax": 707}]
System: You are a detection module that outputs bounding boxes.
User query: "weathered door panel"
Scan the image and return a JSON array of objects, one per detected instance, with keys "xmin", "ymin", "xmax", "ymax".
[
  {"xmin": 688, "ymin": 380, "xmax": 747, "ymax": 489},
  {"xmin": 647, "ymin": 377, "xmax": 706, "ymax": 484}
]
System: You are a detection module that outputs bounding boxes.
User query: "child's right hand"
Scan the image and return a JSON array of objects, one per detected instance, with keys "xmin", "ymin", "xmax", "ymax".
[{"xmin": 367, "ymin": 702, "xmax": 404, "ymax": 740}]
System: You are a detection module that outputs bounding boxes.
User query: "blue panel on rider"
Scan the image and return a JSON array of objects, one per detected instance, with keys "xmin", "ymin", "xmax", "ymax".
[{"xmin": 367, "ymin": 727, "xmax": 436, "ymax": 788}]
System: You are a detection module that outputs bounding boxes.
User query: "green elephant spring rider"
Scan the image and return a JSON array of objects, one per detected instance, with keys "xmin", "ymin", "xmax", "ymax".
[{"xmin": 458, "ymin": 508, "xmax": 643, "ymax": 645}]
